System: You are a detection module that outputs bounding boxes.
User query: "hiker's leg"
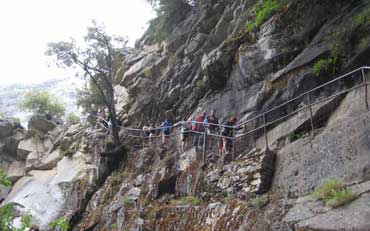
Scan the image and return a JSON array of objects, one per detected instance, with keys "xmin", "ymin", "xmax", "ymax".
[{"xmin": 222, "ymin": 138, "xmax": 227, "ymax": 154}]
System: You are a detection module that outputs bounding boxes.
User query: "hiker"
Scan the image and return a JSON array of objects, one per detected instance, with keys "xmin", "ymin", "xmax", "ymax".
[
  {"xmin": 142, "ymin": 125, "xmax": 150, "ymax": 146},
  {"xmin": 205, "ymin": 110, "xmax": 219, "ymax": 150},
  {"xmin": 219, "ymin": 116, "xmax": 240, "ymax": 155},
  {"xmin": 195, "ymin": 112, "xmax": 207, "ymax": 147},
  {"xmin": 143, "ymin": 125, "xmax": 150, "ymax": 137},
  {"xmin": 175, "ymin": 118, "xmax": 191, "ymax": 152},
  {"xmin": 161, "ymin": 119, "xmax": 171, "ymax": 145},
  {"xmin": 149, "ymin": 124, "xmax": 156, "ymax": 144},
  {"xmin": 97, "ymin": 108, "xmax": 107, "ymax": 128}
]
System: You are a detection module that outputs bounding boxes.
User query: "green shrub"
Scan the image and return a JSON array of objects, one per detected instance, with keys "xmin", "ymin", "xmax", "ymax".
[
  {"xmin": 18, "ymin": 214, "xmax": 32, "ymax": 231},
  {"xmin": 313, "ymin": 56, "xmax": 337, "ymax": 76},
  {"xmin": 0, "ymin": 169, "xmax": 12, "ymax": 188},
  {"xmin": 195, "ymin": 79, "xmax": 206, "ymax": 91},
  {"xmin": 66, "ymin": 113, "xmax": 80, "ymax": 125},
  {"xmin": 251, "ymin": 195, "xmax": 269, "ymax": 209},
  {"xmin": 0, "ymin": 112, "xmax": 6, "ymax": 119},
  {"xmin": 48, "ymin": 217, "xmax": 69, "ymax": 231},
  {"xmin": 122, "ymin": 197, "xmax": 135, "ymax": 208},
  {"xmin": 357, "ymin": 36, "xmax": 370, "ymax": 51},
  {"xmin": 245, "ymin": 21, "xmax": 256, "ymax": 32},
  {"xmin": 20, "ymin": 91, "xmax": 65, "ymax": 118},
  {"xmin": 311, "ymin": 179, "xmax": 357, "ymax": 208},
  {"xmin": 326, "ymin": 189, "xmax": 358, "ymax": 208},
  {"xmin": 354, "ymin": 8, "xmax": 370, "ymax": 28},
  {"xmin": 311, "ymin": 179, "xmax": 343, "ymax": 200},
  {"xmin": 0, "ymin": 204, "xmax": 31, "ymax": 231},
  {"xmin": 246, "ymin": 0, "xmax": 284, "ymax": 32},
  {"xmin": 0, "ymin": 204, "xmax": 14, "ymax": 231},
  {"xmin": 169, "ymin": 196, "xmax": 203, "ymax": 206},
  {"xmin": 288, "ymin": 131, "xmax": 304, "ymax": 142}
]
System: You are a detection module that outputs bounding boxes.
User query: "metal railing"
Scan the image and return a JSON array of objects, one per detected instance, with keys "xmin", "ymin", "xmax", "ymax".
[{"xmin": 95, "ymin": 66, "xmax": 370, "ymax": 162}]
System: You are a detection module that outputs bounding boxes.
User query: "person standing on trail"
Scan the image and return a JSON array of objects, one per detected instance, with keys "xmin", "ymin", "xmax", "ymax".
[
  {"xmin": 161, "ymin": 119, "xmax": 171, "ymax": 145},
  {"xmin": 149, "ymin": 124, "xmax": 156, "ymax": 144},
  {"xmin": 143, "ymin": 125, "xmax": 150, "ymax": 137},
  {"xmin": 219, "ymin": 116, "xmax": 238, "ymax": 155},
  {"xmin": 205, "ymin": 110, "xmax": 219, "ymax": 150},
  {"xmin": 97, "ymin": 108, "xmax": 107, "ymax": 129},
  {"xmin": 143, "ymin": 125, "xmax": 150, "ymax": 146},
  {"xmin": 175, "ymin": 118, "xmax": 191, "ymax": 152},
  {"xmin": 195, "ymin": 112, "xmax": 207, "ymax": 147}
]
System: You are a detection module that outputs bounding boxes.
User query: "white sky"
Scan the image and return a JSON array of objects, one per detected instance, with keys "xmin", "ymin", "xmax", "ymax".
[{"xmin": 0, "ymin": 0, "xmax": 155, "ymax": 85}]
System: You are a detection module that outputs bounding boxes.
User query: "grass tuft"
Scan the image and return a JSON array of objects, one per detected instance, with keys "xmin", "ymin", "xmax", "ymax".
[
  {"xmin": 326, "ymin": 189, "xmax": 358, "ymax": 208},
  {"xmin": 311, "ymin": 179, "xmax": 358, "ymax": 208},
  {"xmin": 313, "ymin": 56, "xmax": 337, "ymax": 76},
  {"xmin": 245, "ymin": 0, "xmax": 285, "ymax": 32},
  {"xmin": 311, "ymin": 179, "xmax": 343, "ymax": 200},
  {"xmin": 251, "ymin": 195, "xmax": 269, "ymax": 209},
  {"xmin": 169, "ymin": 196, "xmax": 203, "ymax": 206}
]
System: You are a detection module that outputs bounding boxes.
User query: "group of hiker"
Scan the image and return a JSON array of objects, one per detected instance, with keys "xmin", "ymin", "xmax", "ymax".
[
  {"xmin": 142, "ymin": 110, "xmax": 242, "ymax": 155},
  {"xmin": 142, "ymin": 118, "xmax": 171, "ymax": 145},
  {"xmin": 92, "ymin": 106, "xmax": 242, "ymax": 155}
]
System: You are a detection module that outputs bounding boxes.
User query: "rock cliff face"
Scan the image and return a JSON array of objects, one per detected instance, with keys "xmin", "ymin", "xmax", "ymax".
[
  {"xmin": 116, "ymin": 0, "xmax": 370, "ymax": 127},
  {"xmin": 1, "ymin": 0, "xmax": 370, "ymax": 230}
]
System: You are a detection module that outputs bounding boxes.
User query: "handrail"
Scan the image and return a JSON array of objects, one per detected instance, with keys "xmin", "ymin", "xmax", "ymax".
[
  {"xmin": 93, "ymin": 66, "xmax": 369, "ymax": 132},
  {"xmin": 94, "ymin": 66, "xmax": 369, "ymax": 161},
  {"xmin": 235, "ymin": 66, "xmax": 369, "ymax": 128}
]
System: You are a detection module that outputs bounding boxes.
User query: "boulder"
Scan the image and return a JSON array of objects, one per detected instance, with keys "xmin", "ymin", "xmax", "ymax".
[
  {"xmin": 17, "ymin": 138, "xmax": 45, "ymax": 160},
  {"xmin": 60, "ymin": 137, "xmax": 73, "ymax": 152},
  {"xmin": 28, "ymin": 115, "xmax": 56, "ymax": 134},
  {"xmin": 33, "ymin": 149, "xmax": 61, "ymax": 171},
  {"xmin": 0, "ymin": 184, "xmax": 10, "ymax": 203},
  {"xmin": 177, "ymin": 148, "xmax": 197, "ymax": 171},
  {"xmin": 125, "ymin": 187, "xmax": 141, "ymax": 201},
  {"xmin": 7, "ymin": 161, "xmax": 25, "ymax": 182},
  {"xmin": 0, "ymin": 120, "xmax": 13, "ymax": 138},
  {"xmin": 3, "ymin": 150, "xmax": 99, "ymax": 230},
  {"xmin": 25, "ymin": 151, "xmax": 40, "ymax": 171},
  {"xmin": 3, "ymin": 130, "xmax": 24, "ymax": 156}
]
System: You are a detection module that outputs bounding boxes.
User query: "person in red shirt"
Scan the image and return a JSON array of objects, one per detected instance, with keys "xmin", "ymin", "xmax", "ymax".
[{"xmin": 194, "ymin": 112, "xmax": 206, "ymax": 147}]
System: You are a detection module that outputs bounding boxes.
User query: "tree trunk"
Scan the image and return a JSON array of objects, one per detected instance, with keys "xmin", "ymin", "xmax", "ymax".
[{"xmin": 109, "ymin": 105, "xmax": 120, "ymax": 147}]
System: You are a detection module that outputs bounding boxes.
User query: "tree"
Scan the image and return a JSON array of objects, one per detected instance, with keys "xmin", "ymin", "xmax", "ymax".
[
  {"xmin": 46, "ymin": 22, "xmax": 127, "ymax": 146},
  {"xmin": 0, "ymin": 169, "xmax": 12, "ymax": 187},
  {"xmin": 76, "ymin": 78, "xmax": 106, "ymax": 115},
  {"xmin": 66, "ymin": 113, "xmax": 80, "ymax": 125},
  {"xmin": 20, "ymin": 91, "xmax": 65, "ymax": 119}
]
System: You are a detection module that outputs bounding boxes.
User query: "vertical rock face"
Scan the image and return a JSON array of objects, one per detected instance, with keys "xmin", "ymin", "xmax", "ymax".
[{"xmin": 116, "ymin": 0, "xmax": 370, "ymax": 129}]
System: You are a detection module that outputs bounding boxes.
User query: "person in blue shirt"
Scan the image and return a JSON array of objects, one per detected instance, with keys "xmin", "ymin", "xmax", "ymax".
[{"xmin": 161, "ymin": 118, "xmax": 171, "ymax": 144}]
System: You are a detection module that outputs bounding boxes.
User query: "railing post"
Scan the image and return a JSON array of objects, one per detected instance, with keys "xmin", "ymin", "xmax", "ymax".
[
  {"xmin": 232, "ymin": 137, "xmax": 236, "ymax": 161},
  {"xmin": 307, "ymin": 92, "xmax": 314, "ymax": 137},
  {"xmin": 263, "ymin": 113, "xmax": 268, "ymax": 150},
  {"xmin": 169, "ymin": 133, "xmax": 172, "ymax": 147},
  {"xmin": 202, "ymin": 131, "xmax": 206, "ymax": 163},
  {"xmin": 362, "ymin": 68, "xmax": 369, "ymax": 111}
]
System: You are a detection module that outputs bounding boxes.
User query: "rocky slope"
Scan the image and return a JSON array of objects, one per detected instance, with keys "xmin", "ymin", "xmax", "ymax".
[{"xmin": 1, "ymin": 0, "xmax": 370, "ymax": 230}]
